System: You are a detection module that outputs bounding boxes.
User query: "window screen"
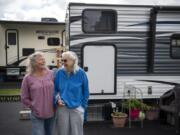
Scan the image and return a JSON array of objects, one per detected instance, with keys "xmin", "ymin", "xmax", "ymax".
[
  {"xmin": 171, "ymin": 34, "xmax": 180, "ymax": 58},
  {"xmin": 83, "ymin": 10, "xmax": 116, "ymax": 33},
  {"xmin": 7, "ymin": 32, "xmax": 17, "ymax": 45},
  {"xmin": 47, "ymin": 38, "xmax": 60, "ymax": 46}
]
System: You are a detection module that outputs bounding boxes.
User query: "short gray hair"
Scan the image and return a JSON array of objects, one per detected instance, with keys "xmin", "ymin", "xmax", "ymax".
[
  {"xmin": 62, "ymin": 51, "xmax": 80, "ymax": 73},
  {"xmin": 26, "ymin": 52, "xmax": 46, "ymax": 74}
]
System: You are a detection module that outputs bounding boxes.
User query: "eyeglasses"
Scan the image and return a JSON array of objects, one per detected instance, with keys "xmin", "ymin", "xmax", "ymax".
[{"xmin": 62, "ymin": 59, "xmax": 67, "ymax": 63}]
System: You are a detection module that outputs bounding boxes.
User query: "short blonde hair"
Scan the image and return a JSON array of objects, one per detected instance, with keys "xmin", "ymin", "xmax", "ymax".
[
  {"xmin": 62, "ymin": 51, "xmax": 80, "ymax": 73},
  {"xmin": 26, "ymin": 52, "xmax": 47, "ymax": 74}
]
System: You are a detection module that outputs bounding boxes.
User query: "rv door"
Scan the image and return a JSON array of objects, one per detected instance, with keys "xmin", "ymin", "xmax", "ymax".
[
  {"xmin": 5, "ymin": 30, "xmax": 19, "ymax": 66},
  {"xmin": 82, "ymin": 44, "xmax": 116, "ymax": 95}
]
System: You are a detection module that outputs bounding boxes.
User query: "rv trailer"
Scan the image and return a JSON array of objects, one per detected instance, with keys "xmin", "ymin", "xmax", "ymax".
[
  {"xmin": 0, "ymin": 19, "xmax": 65, "ymax": 81},
  {"xmin": 66, "ymin": 3, "xmax": 180, "ymax": 100}
]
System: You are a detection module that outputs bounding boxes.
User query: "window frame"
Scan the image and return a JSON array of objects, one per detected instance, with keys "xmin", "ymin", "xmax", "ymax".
[
  {"xmin": 47, "ymin": 37, "xmax": 60, "ymax": 46},
  {"xmin": 82, "ymin": 9, "xmax": 117, "ymax": 34},
  {"xmin": 7, "ymin": 31, "xmax": 17, "ymax": 45},
  {"xmin": 170, "ymin": 34, "xmax": 180, "ymax": 59}
]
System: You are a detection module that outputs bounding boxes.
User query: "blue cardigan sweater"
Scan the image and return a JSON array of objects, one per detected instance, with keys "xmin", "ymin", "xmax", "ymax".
[{"xmin": 54, "ymin": 67, "xmax": 89, "ymax": 109}]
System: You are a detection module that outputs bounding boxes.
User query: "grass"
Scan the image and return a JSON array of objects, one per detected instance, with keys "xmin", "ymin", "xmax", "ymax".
[{"xmin": 0, "ymin": 89, "xmax": 20, "ymax": 95}]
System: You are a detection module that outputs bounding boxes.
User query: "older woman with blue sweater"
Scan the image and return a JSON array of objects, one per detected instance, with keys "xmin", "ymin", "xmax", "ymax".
[{"xmin": 54, "ymin": 51, "xmax": 89, "ymax": 135}]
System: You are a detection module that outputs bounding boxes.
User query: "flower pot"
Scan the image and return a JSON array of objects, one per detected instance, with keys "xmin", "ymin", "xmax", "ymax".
[
  {"xmin": 139, "ymin": 111, "xmax": 145, "ymax": 120},
  {"xmin": 131, "ymin": 109, "xmax": 140, "ymax": 120},
  {"xmin": 146, "ymin": 108, "xmax": 159, "ymax": 120},
  {"xmin": 111, "ymin": 113, "xmax": 127, "ymax": 128}
]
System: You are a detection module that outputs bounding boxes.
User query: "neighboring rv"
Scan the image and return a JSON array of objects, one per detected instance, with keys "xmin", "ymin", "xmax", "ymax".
[
  {"xmin": 66, "ymin": 3, "xmax": 180, "ymax": 100},
  {"xmin": 0, "ymin": 19, "xmax": 65, "ymax": 81}
]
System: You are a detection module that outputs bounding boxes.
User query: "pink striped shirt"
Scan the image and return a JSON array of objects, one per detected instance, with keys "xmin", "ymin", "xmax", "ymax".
[{"xmin": 21, "ymin": 70, "xmax": 54, "ymax": 118}]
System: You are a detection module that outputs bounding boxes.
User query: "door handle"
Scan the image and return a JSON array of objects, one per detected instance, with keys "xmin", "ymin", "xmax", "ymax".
[
  {"xmin": 6, "ymin": 46, "xmax": 9, "ymax": 49},
  {"xmin": 84, "ymin": 67, "xmax": 88, "ymax": 72}
]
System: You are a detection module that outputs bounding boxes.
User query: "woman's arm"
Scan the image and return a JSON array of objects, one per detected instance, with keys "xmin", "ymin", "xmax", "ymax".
[
  {"xmin": 54, "ymin": 71, "xmax": 65, "ymax": 107},
  {"xmin": 81, "ymin": 71, "xmax": 90, "ymax": 109},
  {"xmin": 54, "ymin": 71, "xmax": 60, "ymax": 106},
  {"xmin": 21, "ymin": 76, "xmax": 32, "ymax": 108}
]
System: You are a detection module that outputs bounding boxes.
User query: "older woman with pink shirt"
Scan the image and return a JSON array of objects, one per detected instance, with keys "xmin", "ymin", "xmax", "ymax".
[{"xmin": 21, "ymin": 52, "xmax": 54, "ymax": 135}]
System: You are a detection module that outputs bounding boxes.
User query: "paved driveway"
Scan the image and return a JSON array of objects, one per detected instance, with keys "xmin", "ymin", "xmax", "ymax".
[
  {"xmin": 0, "ymin": 102, "xmax": 31, "ymax": 135},
  {"xmin": 0, "ymin": 102, "xmax": 177, "ymax": 135}
]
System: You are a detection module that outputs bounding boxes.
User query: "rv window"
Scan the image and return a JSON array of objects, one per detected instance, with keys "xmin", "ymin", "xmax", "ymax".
[
  {"xmin": 47, "ymin": 38, "xmax": 60, "ymax": 46},
  {"xmin": 83, "ymin": 9, "xmax": 116, "ymax": 33},
  {"xmin": 7, "ymin": 32, "xmax": 17, "ymax": 45},
  {"xmin": 171, "ymin": 35, "xmax": 180, "ymax": 59}
]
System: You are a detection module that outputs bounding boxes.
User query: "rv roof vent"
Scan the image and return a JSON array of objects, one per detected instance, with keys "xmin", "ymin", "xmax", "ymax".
[{"xmin": 41, "ymin": 18, "xmax": 58, "ymax": 22}]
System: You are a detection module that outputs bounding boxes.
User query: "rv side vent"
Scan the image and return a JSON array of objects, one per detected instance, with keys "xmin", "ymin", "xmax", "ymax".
[
  {"xmin": 23, "ymin": 48, "xmax": 35, "ymax": 56},
  {"xmin": 41, "ymin": 18, "xmax": 58, "ymax": 22},
  {"xmin": 38, "ymin": 36, "xmax": 45, "ymax": 40}
]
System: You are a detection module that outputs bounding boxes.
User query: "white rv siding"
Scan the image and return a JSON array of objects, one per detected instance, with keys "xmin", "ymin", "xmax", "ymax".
[
  {"xmin": 117, "ymin": 76, "xmax": 180, "ymax": 97},
  {"xmin": 90, "ymin": 76, "xmax": 180, "ymax": 100}
]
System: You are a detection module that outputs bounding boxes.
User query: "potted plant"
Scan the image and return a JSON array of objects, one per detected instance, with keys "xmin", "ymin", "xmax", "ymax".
[
  {"xmin": 122, "ymin": 99, "xmax": 148, "ymax": 120},
  {"xmin": 111, "ymin": 109, "xmax": 128, "ymax": 128},
  {"xmin": 146, "ymin": 105, "xmax": 159, "ymax": 120}
]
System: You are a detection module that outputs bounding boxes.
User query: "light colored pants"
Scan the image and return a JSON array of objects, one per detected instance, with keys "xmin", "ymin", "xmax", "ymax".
[
  {"xmin": 31, "ymin": 113, "xmax": 54, "ymax": 135},
  {"xmin": 56, "ymin": 106, "xmax": 84, "ymax": 135}
]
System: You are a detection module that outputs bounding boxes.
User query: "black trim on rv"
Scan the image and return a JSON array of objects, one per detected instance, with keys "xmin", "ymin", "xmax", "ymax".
[{"xmin": 147, "ymin": 7, "xmax": 158, "ymax": 73}]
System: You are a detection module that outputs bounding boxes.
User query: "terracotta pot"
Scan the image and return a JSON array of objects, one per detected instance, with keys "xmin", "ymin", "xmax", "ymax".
[
  {"xmin": 111, "ymin": 113, "xmax": 127, "ymax": 128},
  {"xmin": 131, "ymin": 109, "xmax": 140, "ymax": 120}
]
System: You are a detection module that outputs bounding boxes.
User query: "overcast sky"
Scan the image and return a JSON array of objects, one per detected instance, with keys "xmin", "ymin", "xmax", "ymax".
[{"xmin": 0, "ymin": 0, "xmax": 180, "ymax": 22}]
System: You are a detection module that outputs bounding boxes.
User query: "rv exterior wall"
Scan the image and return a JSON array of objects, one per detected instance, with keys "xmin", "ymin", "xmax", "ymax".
[
  {"xmin": 0, "ymin": 23, "xmax": 65, "ymax": 67},
  {"xmin": 68, "ymin": 3, "xmax": 180, "ymax": 99}
]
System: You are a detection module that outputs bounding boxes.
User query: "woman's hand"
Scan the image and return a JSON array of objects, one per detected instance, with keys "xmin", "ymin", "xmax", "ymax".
[{"xmin": 58, "ymin": 98, "xmax": 65, "ymax": 107}]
